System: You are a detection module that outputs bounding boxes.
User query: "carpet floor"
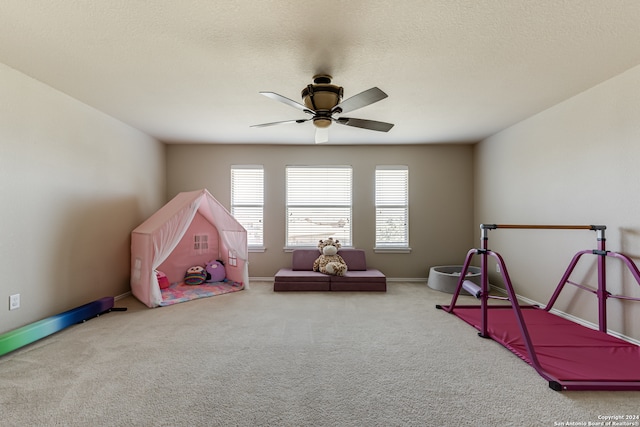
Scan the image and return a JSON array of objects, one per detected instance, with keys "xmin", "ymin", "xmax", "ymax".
[{"xmin": 1, "ymin": 282, "xmax": 639, "ymax": 426}]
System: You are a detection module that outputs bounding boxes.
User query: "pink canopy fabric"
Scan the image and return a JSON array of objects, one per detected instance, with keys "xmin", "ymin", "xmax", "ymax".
[{"xmin": 130, "ymin": 189, "xmax": 249, "ymax": 308}]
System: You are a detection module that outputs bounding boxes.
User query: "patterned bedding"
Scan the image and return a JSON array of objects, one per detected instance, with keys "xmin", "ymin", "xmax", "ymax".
[{"xmin": 159, "ymin": 280, "xmax": 244, "ymax": 306}]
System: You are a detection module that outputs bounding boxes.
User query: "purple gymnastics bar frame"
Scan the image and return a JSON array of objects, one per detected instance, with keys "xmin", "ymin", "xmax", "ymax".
[
  {"xmin": 437, "ymin": 224, "xmax": 640, "ymax": 391},
  {"xmin": 444, "ymin": 224, "xmax": 640, "ymax": 333}
]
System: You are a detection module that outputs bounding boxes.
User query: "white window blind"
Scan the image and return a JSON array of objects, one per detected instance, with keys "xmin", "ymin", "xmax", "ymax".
[
  {"xmin": 286, "ymin": 166, "xmax": 352, "ymax": 247},
  {"xmin": 231, "ymin": 165, "xmax": 264, "ymax": 248},
  {"xmin": 375, "ymin": 166, "xmax": 409, "ymax": 248}
]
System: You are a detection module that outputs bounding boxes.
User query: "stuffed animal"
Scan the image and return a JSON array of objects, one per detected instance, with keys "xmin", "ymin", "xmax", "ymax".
[
  {"xmin": 205, "ymin": 259, "xmax": 226, "ymax": 282},
  {"xmin": 184, "ymin": 265, "xmax": 206, "ymax": 285},
  {"xmin": 313, "ymin": 238, "xmax": 348, "ymax": 276}
]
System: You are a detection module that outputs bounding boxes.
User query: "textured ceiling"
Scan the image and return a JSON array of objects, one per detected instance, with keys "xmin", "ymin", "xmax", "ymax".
[{"xmin": 2, "ymin": 1, "xmax": 640, "ymax": 145}]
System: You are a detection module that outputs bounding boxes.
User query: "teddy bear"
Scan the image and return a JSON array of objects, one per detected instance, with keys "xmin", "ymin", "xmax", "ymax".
[
  {"xmin": 205, "ymin": 259, "xmax": 226, "ymax": 282},
  {"xmin": 184, "ymin": 265, "xmax": 207, "ymax": 285},
  {"xmin": 313, "ymin": 238, "xmax": 348, "ymax": 276}
]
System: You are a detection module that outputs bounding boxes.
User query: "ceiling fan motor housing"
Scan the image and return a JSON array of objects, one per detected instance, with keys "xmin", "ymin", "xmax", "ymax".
[{"xmin": 301, "ymin": 75, "xmax": 343, "ymax": 128}]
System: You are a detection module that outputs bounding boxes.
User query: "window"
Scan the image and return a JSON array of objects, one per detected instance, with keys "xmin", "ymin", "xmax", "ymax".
[
  {"xmin": 231, "ymin": 165, "xmax": 264, "ymax": 248},
  {"xmin": 375, "ymin": 165, "xmax": 409, "ymax": 250},
  {"xmin": 193, "ymin": 234, "xmax": 209, "ymax": 255},
  {"xmin": 228, "ymin": 249, "xmax": 238, "ymax": 267},
  {"xmin": 286, "ymin": 166, "xmax": 352, "ymax": 247},
  {"xmin": 132, "ymin": 258, "xmax": 142, "ymax": 282}
]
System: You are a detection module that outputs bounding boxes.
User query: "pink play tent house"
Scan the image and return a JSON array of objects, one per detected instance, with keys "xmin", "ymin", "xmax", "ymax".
[{"xmin": 130, "ymin": 189, "xmax": 249, "ymax": 308}]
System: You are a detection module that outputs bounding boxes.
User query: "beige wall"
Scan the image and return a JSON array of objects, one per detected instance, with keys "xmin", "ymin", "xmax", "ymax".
[
  {"xmin": 475, "ymin": 64, "xmax": 640, "ymax": 341},
  {"xmin": 167, "ymin": 144, "xmax": 475, "ymax": 279},
  {"xmin": 0, "ymin": 63, "xmax": 166, "ymax": 334}
]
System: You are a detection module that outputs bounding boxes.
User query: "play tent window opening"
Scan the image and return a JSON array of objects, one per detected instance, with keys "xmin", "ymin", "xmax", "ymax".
[{"xmin": 193, "ymin": 234, "xmax": 209, "ymax": 254}]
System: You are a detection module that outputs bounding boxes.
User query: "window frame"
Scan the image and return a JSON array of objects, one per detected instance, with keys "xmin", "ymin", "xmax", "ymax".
[
  {"xmin": 231, "ymin": 165, "xmax": 265, "ymax": 251},
  {"xmin": 374, "ymin": 165, "xmax": 411, "ymax": 253},
  {"xmin": 285, "ymin": 165, "xmax": 353, "ymax": 249}
]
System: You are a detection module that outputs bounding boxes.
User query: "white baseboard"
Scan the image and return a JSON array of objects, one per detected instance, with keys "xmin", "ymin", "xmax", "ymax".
[
  {"xmin": 387, "ymin": 277, "xmax": 428, "ymax": 283},
  {"xmin": 114, "ymin": 291, "xmax": 131, "ymax": 301}
]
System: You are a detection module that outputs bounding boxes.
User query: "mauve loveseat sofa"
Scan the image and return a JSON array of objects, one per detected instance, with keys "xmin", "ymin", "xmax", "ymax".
[{"xmin": 274, "ymin": 249, "xmax": 386, "ymax": 292}]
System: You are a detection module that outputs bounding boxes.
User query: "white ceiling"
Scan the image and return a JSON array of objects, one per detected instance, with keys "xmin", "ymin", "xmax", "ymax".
[{"xmin": 2, "ymin": 1, "xmax": 640, "ymax": 145}]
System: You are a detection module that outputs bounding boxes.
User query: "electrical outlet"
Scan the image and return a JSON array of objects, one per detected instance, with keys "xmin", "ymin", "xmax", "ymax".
[
  {"xmin": 496, "ymin": 264, "xmax": 500, "ymax": 273},
  {"xmin": 9, "ymin": 294, "xmax": 20, "ymax": 311}
]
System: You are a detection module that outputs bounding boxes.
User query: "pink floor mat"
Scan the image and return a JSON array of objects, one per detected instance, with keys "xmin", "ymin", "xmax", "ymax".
[
  {"xmin": 159, "ymin": 281, "xmax": 244, "ymax": 306},
  {"xmin": 451, "ymin": 306, "xmax": 640, "ymax": 382}
]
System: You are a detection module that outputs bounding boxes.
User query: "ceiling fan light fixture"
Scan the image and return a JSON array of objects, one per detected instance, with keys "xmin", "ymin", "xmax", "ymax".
[{"xmin": 312, "ymin": 117, "xmax": 332, "ymax": 128}]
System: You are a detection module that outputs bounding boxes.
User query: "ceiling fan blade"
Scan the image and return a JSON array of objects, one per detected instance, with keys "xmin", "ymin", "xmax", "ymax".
[
  {"xmin": 250, "ymin": 118, "xmax": 309, "ymax": 128},
  {"xmin": 335, "ymin": 117, "xmax": 394, "ymax": 132},
  {"xmin": 315, "ymin": 127, "xmax": 329, "ymax": 144},
  {"xmin": 332, "ymin": 87, "xmax": 388, "ymax": 114},
  {"xmin": 259, "ymin": 92, "xmax": 314, "ymax": 114}
]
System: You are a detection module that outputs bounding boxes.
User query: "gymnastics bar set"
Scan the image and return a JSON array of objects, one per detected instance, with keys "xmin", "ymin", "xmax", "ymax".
[{"xmin": 437, "ymin": 224, "xmax": 640, "ymax": 391}]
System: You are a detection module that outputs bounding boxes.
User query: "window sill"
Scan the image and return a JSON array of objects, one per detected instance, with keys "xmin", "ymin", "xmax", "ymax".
[
  {"xmin": 373, "ymin": 247, "xmax": 412, "ymax": 254},
  {"xmin": 249, "ymin": 246, "xmax": 266, "ymax": 253},
  {"xmin": 284, "ymin": 246, "xmax": 354, "ymax": 252}
]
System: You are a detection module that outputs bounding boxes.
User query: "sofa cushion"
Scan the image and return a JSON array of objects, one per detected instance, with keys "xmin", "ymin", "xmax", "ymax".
[
  {"xmin": 290, "ymin": 248, "xmax": 368, "ymax": 271},
  {"xmin": 330, "ymin": 280, "xmax": 387, "ymax": 292},
  {"xmin": 331, "ymin": 269, "xmax": 385, "ymax": 282},
  {"xmin": 274, "ymin": 281, "xmax": 331, "ymax": 292},
  {"xmin": 291, "ymin": 250, "xmax": 321, "ymax": 271},
  {"xmin": 337, "ymin": 249, "xmax": 367, "ymax": 271},
  {"xmin": 274, "ymin": 268, "xmax": 330, "ymax": 282}
]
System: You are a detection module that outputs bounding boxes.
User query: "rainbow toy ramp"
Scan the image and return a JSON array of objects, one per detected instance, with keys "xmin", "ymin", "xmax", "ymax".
[{"xmin": 0, "ymin": 297, "xmax": 115, "ymax": 357}]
